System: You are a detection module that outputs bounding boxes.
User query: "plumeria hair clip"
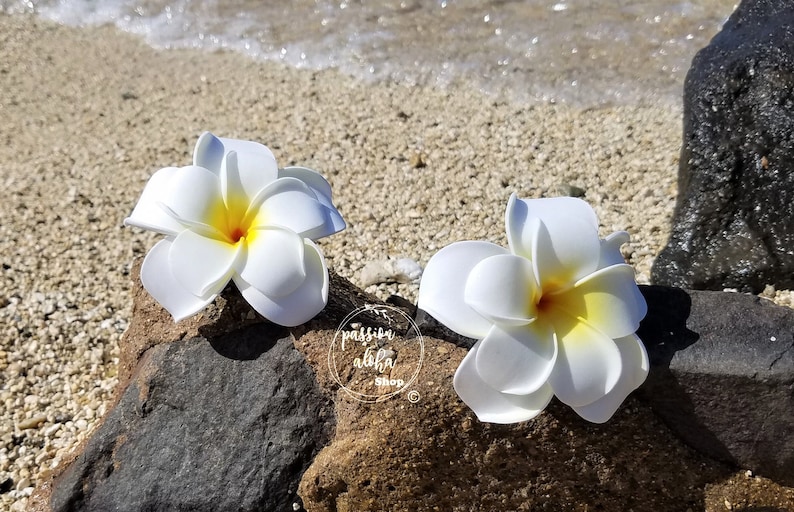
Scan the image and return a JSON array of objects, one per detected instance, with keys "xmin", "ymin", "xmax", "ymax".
[
  {"xmin": 417, "ymin": 193, "xmax": 648, "ymax": 424},
  {"xmin": 124, "ymin": 132, "xmax": 345, "ymax": 327}
]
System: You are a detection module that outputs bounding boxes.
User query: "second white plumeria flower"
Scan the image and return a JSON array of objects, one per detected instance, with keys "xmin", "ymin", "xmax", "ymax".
[
  {"xmin": 124, "ymin": 132, "xmax": 345, "ymax": 326},
  {"xmin": 418, "ymin": 193, "xmax": 648, "ymax": 424}
]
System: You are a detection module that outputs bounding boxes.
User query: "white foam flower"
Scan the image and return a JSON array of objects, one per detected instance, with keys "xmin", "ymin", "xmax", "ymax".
[
  {"xmin": 124, "ymin": 132, "xmax": 346, "ymax": 326},
  {"xmin": 418, "ymin": 193, "xmax": 648, "ymax": 424}
]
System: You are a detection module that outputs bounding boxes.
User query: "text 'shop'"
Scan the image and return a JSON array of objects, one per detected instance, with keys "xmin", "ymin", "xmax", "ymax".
[
  {"xmin": 125, "ymin": 132, "xmax": 345, "ymax": 326},
  {"xmin": 418, "ymin": 193, "xmax": 648, "ymax": 424}
]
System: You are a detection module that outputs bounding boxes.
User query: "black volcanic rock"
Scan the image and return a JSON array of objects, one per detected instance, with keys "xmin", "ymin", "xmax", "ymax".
[
  {"xmin": 638, "ymin": 285, "xmax": 794, "ymax": 485},
  {"xmin": 652, "ymin": 0, "xmax": 794, "ymax": 292},
  {"xmin": 31, "ymin": 266, "xmax": 794, "ymax": 511},
  {"xmin": 48, "ymin": 324, "xmax": 334, "ymax": 512}
]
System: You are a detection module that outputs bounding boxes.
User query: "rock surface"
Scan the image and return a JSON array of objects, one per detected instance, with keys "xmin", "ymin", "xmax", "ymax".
[
  {"xmin": 49, "ymin": 329, "xmax": 331, "ymax": 512},
  {"xmin": 294, "ymin": 288, "xmax": 794, "ymax": 510},
  {"xmin": 29, "ymin": 263, "xmax": 337, "ymax": 512},
  {"xmin": 296, "ymin": 328, "xmax": 732, "ymax": 512},
  {"xmin": 30, "ymin": 266, "xmax": 794, "ymax": 511},
  {"xmin": 652, "ymin": 0, "xmax": 794, "ymax": 292},
  {"xmin": 638, "ymin": 285, "xmax": 794, "ymax": 487}
]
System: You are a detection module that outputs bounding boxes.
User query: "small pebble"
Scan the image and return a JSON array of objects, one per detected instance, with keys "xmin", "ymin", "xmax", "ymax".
[
  {"xmin": 14, "ymin": 478, "xmax": 30, "ymax": 493},
  {"xmin": 17, "ymin": 415, "xmax": 47, "ymax": 430},
  {"xmin": 360, "ymin": 258, "xmax": 423, "ymax": 286},
  {"xmin": 556, "ymin": 182, "xmax": 586, "ymax": 197},
  {"xmin": 408, "ymin": 152, "xmax": 427, "ymax": 168}
]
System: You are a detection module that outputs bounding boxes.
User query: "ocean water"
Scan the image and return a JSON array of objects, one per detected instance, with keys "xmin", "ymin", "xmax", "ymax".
[{"xmin": 3, "ymin": 0, "xmax": 737, "ymax": 106}]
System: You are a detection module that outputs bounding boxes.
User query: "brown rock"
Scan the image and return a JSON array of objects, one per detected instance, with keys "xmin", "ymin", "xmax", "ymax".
[
  {"xmin": 296, "ymin": 329, "xmax": 725, "ymax": 511},
  {"xmin": 28, "ymin": 262, "xmax": 374, "ymax": 512},
  {"xmin": 29, "ymin": 262, "xmax": 794, "ymax": 511}
]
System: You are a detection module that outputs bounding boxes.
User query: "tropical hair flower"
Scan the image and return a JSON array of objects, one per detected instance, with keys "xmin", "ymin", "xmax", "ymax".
[
  {"xmin": 418, "ymin": 193, "xmax": 648, "ymax": 423},
  {"xmin": 124, "ymin": 132, "xmax": 345, "ymax": 326}
]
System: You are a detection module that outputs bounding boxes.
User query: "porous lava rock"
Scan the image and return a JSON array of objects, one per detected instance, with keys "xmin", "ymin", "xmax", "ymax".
[
  {"xmin": 296, "ymin": 327, "xmax": 730, "ymax": 512},
  {"xmin": 652, "ymin": 0, "xmax": 794, "ymax": 292},
  {"xmin": 638, "ymin": 285, "xmax": 794, "ymax": 486},
  {"xmin": 29, "ymin": 265, "xmax": 794, "ymax": 510},
  {"xmin": 28, "ymin": 262, "xmax": 339, "ymax": 512}
]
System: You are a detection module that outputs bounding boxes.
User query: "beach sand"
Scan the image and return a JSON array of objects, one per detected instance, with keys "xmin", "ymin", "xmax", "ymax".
[{"xmin": 0, "ymin": 13, "xmax": 790, "ymax": 511}]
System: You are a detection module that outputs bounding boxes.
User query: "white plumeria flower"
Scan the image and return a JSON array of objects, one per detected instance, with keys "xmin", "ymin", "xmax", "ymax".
[
  {"xmin": 418, "ymin": 193, "xmax": 648, "ymax": 424},
  {"xmin": 124, "ymin": 132, "xmax": 346, "ymax": 326}
]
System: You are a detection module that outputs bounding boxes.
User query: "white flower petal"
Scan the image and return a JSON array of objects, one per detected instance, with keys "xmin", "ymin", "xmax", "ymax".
[
  {"xmin": 474, "ymin": 322, "xmax": 557, "ymax": 394},
  {"xmin": 239, "ymin": 226, "xmax": 307, "ymax": 298},
  {"xmin": 157, "ymin": 165, "xmax": 224, "ymax": 226},
  {"xmin": 417, "ymin": 241, "xmax": 508, "ymax": 339},
  {"xmin": 547, "ymin": 311, "xmax": 623, "ymax": 407},
  {"xmin": 454, "ymin": 342, "xmax": 554, "ymax": 424},
  {"xmin": 221, "ymin": 149, "xmax": 278, "ymax": 207},
  {"xmin": 279, "ymin": 166, "xmax": 333, "ymax": 202},
  {"xmin": 234, "ymin": 240, "xmax": 328, "ymax": 326},
  {"xmin": 570, "ymin": 334, "xmax": 649, "ymax": 423},
  {"xmin": 124, "ymin": 167, "xmax": 186, "ymax": 235},
  {"xmin": 140, "ymin": 239, "xmax": 217, "ymax": 321},
  {"xmin": 598, "ymin": 231, "xmax": 630, "ymax": 269},
  {"xmin": 504, "ymin": 192, "xmax": 525, "ymax": 255},
  {"xmin": 531, "ymin": 216, "xmax": 602, "ymax": 290},
  {"xmin": 280, "ymin": 166, "xmax": 346, "ymax": 238},
  {"xmin": 620, "ymin": 333, "xmax": 649, "ymax": 389},
  {"xmin": 169, "ymin": 230, "xmax": 242, "ymax": 298},
  {"xmin": 193, "ymin": 132, "xmax": 276, "ymax": 173},
  {"xmin": 549, "ymin": 264, "xmax": 647, "ymax": 340},
  {"xmin": 251, "ymin": 177, "xmax": 329, "ymax": 238},
  {"xmin": 506, "ymin": 193, "xmax": 598, "ymax": 259},
  {"xmin": 464, "ymin": 254, "xmax": 537, "ymax": 326},
  {"xmin": 218, "ymin": 135, "xmax": 276, "ymax": 161},
  {"xmin": 192, "ymin": 132, "xmax": 226, "ymax": 174}
]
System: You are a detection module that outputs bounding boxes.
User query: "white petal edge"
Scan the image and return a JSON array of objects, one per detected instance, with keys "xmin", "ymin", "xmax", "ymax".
[
  {"xmin": 549, "ymin": 263, "xmax": 647, "ymax": 340},
  {"xmin": 168, "ymin": 230, "xmax": 242, "ymax": 298},
  {"xmin": 140, "ymin": 239, "xmax": 217, "ymax": 321},
  {"xmin": 505, "ymin": 193, "xmax": 599, "ymax": 261},
  {"xmin": 157, "ymin": 165, "xmax": 223, "ymax": 226},
  {"xmin": 475, "ymin": 322, "xmax": 557, "ymax": 394},
  {"xmin": 281, "ymin": 166, "xmax": 346, "ymax": 239},
  {"xmin": 598, "ymin": 231, "xmax": 630, "ymax": 269},
  {"xmin": 239, "ymin": 226, "xmax": 307, "ymax": 298},
  {"xmin": 193, "ymin": 132, "xmax": 226, "ymax": 174},
  {"xmin": 233, "ymin": 239, "xmax": 328, "ymax": 327},
  {"xmin": 417, "ymin": 241, "xmax": 508, "ymax": 339},
  {"xmin": 193, "ymin": 132, "xmax": 276, "ymax": 173},
  {"xmin": 547, "ymin": 310, "xmax": 623, "ymax": 407},
  {"xmin": 220, "ymin": 149, "xmax": 278, "ymax": 208},
  {"xmin": 454, "ymin": 341, "xmax": 554, "ymax": 424},
  {"xmin": 218, "ymin": 135, "xmax": 276, "ymax": 161},
  {"xmin": 464, "ymin": 253, "xmax": 538, "ymax": 326},
  {"xmin": 531, "ymin": 215, "xmax": 602, "ymax": 290},
  {"xmin": 253, "ymin": 177, "xmax": 329, "ymax": 237},
  {"xmin": 124, "ymin": 167, "xmax": 186, "ymax": 236},
  {"xmin": 570, "ymin": 334, "xmax": 649, "ymax": 423}
]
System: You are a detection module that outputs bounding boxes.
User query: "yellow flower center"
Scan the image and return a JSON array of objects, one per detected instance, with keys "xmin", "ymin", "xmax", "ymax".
[
  {"xmin": 229, "ymin": 226, "xmax": 246, "ymax": 244},
  {"xmin": 207, "ymin": 193, "xmax": 260, "ymax": 246},
  {"xmin": 536, "ymin": 292, "xmax": 553, "ymax": 315}
]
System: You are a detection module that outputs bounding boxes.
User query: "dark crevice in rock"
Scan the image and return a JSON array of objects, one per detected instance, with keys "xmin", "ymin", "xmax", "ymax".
[{"xmin": 768, "ymin": 341, "xmax": 794, "ymax": 371}]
